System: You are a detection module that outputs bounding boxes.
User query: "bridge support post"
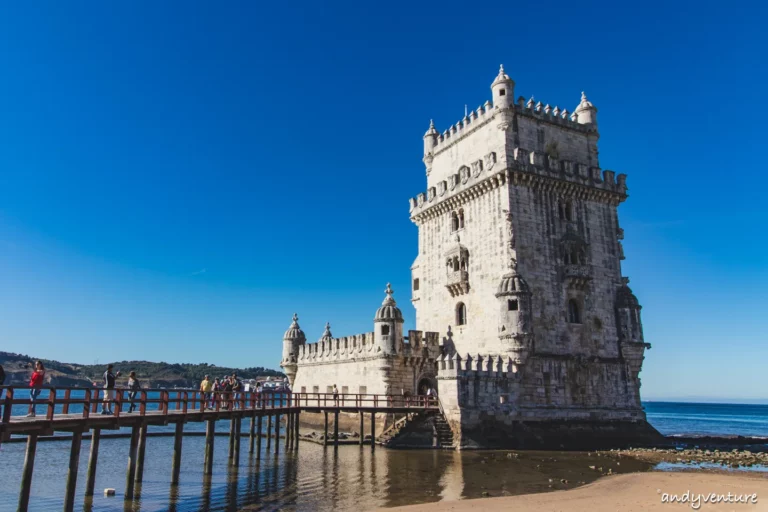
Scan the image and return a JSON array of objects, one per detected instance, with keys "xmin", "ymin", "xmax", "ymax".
[
  {"xmin": 274, "ymin": 413, "xmax": 281, "ymax": 455},
  {"xmin": 334, "ymin": 411, "xmax": 339, "ymax": 448},
  {"xmin": 134, "ymin": 423, "xmax": 148, "ymax": 486},
  {"xmin": 228, "ymin": 416, "xmax": 236, "ymax": 462},
  {"xmin": 171, "ymin": 421, "xmax": 184, "ymax": 485},
  {"xmin": 233, "ymin": 416, "xmax": 241, "ymax": 466},
  {"xmin": 256, "ymin": 415, "xmax": 263, "ymax": 459},
  {"xmin": 204, "ymin": 419, "xmax": 214, "ymax": 476},
  {"xmin": 359, "ymin": 412, "xmax": 364, "ymax": 446},
  {"xmin": 85, "ymin": 428, "xmax": 101, "ymax": 496},
  {"xmin": 294, "ymin": 411, "xmax": 300, "ymax": 450},
  {"xmin": 285, "ymin": 413, "xmax": 291, "ymax": 449},
  {"xmin": 266, "ymin": 415, "xmax": 272, "ymax": 451},
  {"xmin": 125, "ymin": 425, "xmax": 140, "ymax": 499},
  {"xmin": 18, "ymin": 434, "xmax": 38, "ymax": 512},
  {"xmin": 64, "ymin": 429, "xmax": 83, "ymax": 512},
  {"xmin": 323, "ymin": 411, "xmax": 329, "ymax": 447},
  {"xmin": 370, "ymin": 412, "xmax": 375, "ymax": 450},
  {"xmin": 249, "ymin": 413, "xmax": 256, "ymax": 454}
]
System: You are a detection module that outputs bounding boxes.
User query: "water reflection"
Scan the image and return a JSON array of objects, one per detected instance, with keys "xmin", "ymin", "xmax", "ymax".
[{"xmin": 0, "ymin": 435, "xmax": 654, "ymax": 511}]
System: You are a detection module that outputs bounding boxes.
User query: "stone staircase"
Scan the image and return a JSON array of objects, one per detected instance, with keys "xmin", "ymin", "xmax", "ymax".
[
  {"xmin": 377, "ymin": 411, "xmax": 454, "ymax": 449},
  {"xmin": 432, "ymin": 412, "xmax": 455, "ymax": 449}
]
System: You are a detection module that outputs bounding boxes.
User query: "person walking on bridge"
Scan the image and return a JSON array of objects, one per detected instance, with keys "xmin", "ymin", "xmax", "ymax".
[
  {"xmin": 26, "ymin": 361, "xmax": 45, "ymax": 417},
  {"xmin": 100, "ymin": 364, "xmax": 120, "ymax": 415},
  {"xmin": 200, "ymin": 375, "xmax": 213, "ymax": 410},
  {"xmin": 127, "ymin": 371, "xmax": 141, "ymax": 413}
]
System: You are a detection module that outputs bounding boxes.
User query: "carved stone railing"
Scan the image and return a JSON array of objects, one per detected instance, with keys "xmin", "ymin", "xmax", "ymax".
[{"xmin": 446, "ymin": 270, "xmax": 469, "ymax": 297}]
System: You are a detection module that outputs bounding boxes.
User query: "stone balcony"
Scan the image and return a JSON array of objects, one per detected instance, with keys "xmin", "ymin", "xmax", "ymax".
[
  {"xmin": 562, "ymin": 264, "xmax": 591, "ymax": 289},
  {"xmin": 446, "ymin": 270, "xmax": 469, "ymax": 297}
]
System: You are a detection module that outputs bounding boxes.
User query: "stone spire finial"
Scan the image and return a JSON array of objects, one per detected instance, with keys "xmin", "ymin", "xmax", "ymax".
[
  {"xmin": 383, "ymin": 283, "xmax": 394, "ymax": 302},
  {"xmin": 491, "ymin": 64, "xmax": 512, "ymax": 87},
  {"xmin": 581, "ymin": 91, "xmax": 587, "ymax": 102},
  {"xmin": 424, "ymin": 119, "xmax": 438, "ymax": 137},
  {"xmin": 292, "ymin": 313, "xmax": 299, "ymax": 324},
  {"xmin": 318, "ymin": 321, "xmax": 333, "ymax": 342}
]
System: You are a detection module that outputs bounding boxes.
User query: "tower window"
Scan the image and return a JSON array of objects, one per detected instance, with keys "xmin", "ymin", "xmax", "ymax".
[
  {"xmin": 413, "ymin": 278, "xmax": 420, "ymax": 291},
  {"xmin": 456, "ymin": 302, "xmax": 467, "ymax": 326},
  {"xmin": 381, "ymin": 325, "xmax": 390, "ymax": 335},
  {"xmin": 567, "ymin": 300, "xmax": 581, "ymax": 324},
  {"xmin": 499, "ymin": 89, "xmax": 506, "ymax": 96},
  {"xmin": 508, "ymin": 299, "xmax": 519, "ymax": 311},
  {"xmin": 458, "ymin": 209, "xmax": 465, "ymax": 229},
  {"xmin": 565, "ymin": 201, "xmax": 573, "ymax": 221},
  {"xmin": 451, "ymin": 212, "xmax": 459, "ymax": 232}
]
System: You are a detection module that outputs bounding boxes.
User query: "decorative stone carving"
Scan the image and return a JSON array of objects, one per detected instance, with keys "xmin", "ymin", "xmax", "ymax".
[
  {"xmin": 484, "ymin": 152, "xmax": 497, "ymax": 171},
  {"xmin": 459, "ymin": 166, "xmax": 470, "ymax": 184},
  {"xmin": 471, "ymin": 159, "xmax": 484, "ymax": 177}
]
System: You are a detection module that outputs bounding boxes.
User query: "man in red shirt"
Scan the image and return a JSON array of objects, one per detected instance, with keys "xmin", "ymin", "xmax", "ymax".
[{"xmin": 27, "ymin": 361, "xmax": 45, "ymax": 418}]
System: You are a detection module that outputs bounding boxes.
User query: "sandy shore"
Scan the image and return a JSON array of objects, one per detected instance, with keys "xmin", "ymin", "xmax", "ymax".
[{"xmin": 378, "ymin": 471, "xmax": 768, "ymax": 511}]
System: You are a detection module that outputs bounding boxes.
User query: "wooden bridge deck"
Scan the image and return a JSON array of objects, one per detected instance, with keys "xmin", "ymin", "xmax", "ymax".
[{"xmin": 1, "ymin": 385, "xmax": 442, "ymax": 511}]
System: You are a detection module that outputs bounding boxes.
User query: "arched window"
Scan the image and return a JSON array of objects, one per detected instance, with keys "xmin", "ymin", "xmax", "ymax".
[
  {"xmin": 558, "ymin": 200, "xmax": 565, "ymax": 220},
  {"xmin": 458, "ymin": 209, "xmax": 465, "ymax": 229},
  {"xmin": 565, "ymin": 201, "xmax": 573, "ymax": 221},
  {"xmin": 451, "ymin": 212, "xmax": 459, "ymax": 232},
  {"xmin": 456, "ymin": 302, "xmax": 467, "ymax": 326},
  {"xmin": 567, "ymin": 299, "xmax": 581, "ymax": 324}
]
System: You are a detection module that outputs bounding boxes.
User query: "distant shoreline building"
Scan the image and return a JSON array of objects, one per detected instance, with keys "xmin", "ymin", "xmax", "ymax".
[{"xmin": 280, "ymin": 66, "xmax": 660, "ymax": 449}]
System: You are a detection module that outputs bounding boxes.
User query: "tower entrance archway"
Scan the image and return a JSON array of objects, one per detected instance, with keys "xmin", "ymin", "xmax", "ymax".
[{"xmin": 417, "ymin": 375, "xmax": 437, "ymax": 396}]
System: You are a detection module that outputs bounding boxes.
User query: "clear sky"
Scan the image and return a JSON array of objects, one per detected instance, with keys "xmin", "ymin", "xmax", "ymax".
[{"xmin": 0, "ymin": 2, "xmax": 766, "ymax": 402}]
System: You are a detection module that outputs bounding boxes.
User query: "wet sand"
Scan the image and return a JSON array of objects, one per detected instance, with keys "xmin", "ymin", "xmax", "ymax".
[{"xmin": 379, "ymin": 471, "xmax": 768, "ymax": 511}]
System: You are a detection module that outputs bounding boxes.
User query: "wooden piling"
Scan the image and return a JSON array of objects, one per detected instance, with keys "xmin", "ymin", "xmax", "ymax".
[
  {"xmin": 64, "ymin": 429, "xmax": 83, "ymax": 512},
  {"xmin": 334, "ymin": 411, "xmax": 340, "ymax": 447},
  {"xmin": 323, "ymin": 411, "xmax": 329, "ymax": 447},
  {"xmin": 274, "ymin": 413, "xmax": 281, "ymax": 454},
  {"xmin": 228, "ymin": 416, "xmax": 236, "ymax": 461},
  {"xmin": 359, "ymin": 412, "xmax": 364, "ymax": 446},
  {"xmin": 233, "ymin": 416, "xmax": 241, "ymax": 466},
  {"xmin": 171, "ymin": 421, "xmax": 184, "ymax": 485},
  {"xmin": 248, "ymin": 414, "xmax": 256, "ymax": 454},
  {"xmin": 266, "ymin": 415, "xmax": 272, "ymax": 450},
  {"xmin": 285, "ymin": 413, "xmax": 291, "ymax": 449},
  {"xmin": 204, "ymin": 419, "xmax": 214, "ymax": 476},
  {"xmin": 370, "ymin": 412, "xmax": 375, "ymax": 450},
  {"xmin": 256, "ymin": 415, "xmax": 263, "ymax": 458},
  {"xmin": 134, "ymin": 423, "xmax": 148, "ymax": 486},
  {"xmin": 85, "ymin": 428, "xmax": 101, "ymax": 496},
  {"xmin": 18, "ymin": 434, "xmax": 38, "ymax": 512},
  {"xmin": 294, "ymin": 410, "xmax": 300, "ymax": 449},
  {"xmin": 125, "ymin": 425, "xmax": 140, "ymax": 499}
]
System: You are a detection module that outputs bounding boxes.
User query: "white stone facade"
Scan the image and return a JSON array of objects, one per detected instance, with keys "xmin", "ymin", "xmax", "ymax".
[{"xmin": 281, "ymin": 66, "xmax": 654, "ymax": 448}]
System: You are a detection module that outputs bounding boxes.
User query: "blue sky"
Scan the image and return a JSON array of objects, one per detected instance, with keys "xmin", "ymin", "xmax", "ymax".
[{"xmin": 0, "ymin": 2, "xmax": 765, "ymax": 402}]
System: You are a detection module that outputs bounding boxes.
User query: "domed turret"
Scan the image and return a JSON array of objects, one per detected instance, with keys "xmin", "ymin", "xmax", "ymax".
[
  {"xmin": 491, "ymin": 65, "xmax": 514, "ymax": 110},
  {"xmin": 574, "ymin": 91, "xmax": 598, "ymax": 127},
  {"xmin": 616, "ymin": 278, "xmax": 643, "ymax": 344},
  {"xmin": 496, "ymin": 267, "xmax": 533, "ymax": 365},
  {"xmin": 374, "ymin": 283, "xmax": 404, "ymax": 355},
  {"xmin": 423, "ymin": 119, "xmax": 438, "ymax": 157},
  {"xmin": 281, "ymin": 313, "xmax": 306, "ymax": 386}
]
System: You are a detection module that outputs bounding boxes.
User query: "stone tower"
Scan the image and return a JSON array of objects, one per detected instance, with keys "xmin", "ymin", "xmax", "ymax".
[{"xmin": 409, "ymin": 65, "xmax": 657, "ymax": 447}]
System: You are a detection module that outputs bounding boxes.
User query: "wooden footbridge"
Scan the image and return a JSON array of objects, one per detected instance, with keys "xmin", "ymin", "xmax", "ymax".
[{"xmin": 0, "ymin": 385, "xmax": 439, "ymax": 511}]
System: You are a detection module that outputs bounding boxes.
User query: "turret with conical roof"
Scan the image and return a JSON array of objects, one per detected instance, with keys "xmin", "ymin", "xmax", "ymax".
[
  {"xmin": 574, "ymin": 91, "xmax": 598, "ymax": 127},
  {"xmin": 281, "ymin": 313, "xmax": 306, "ymax": 387},
  {"xmin": 374, "ymin": 283, "xmax": 404, "ymax": 355},
  {"xmin": 491, "ymin": 64, "xmax": 514, "ymax": 110}
]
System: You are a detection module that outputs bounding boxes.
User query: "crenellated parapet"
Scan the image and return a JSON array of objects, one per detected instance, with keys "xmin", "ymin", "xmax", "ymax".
[
  {"xmin": 436, "ymin": 352, "xmax": 521, "ymax": 380},
  {"xmin": 297, "ymin": 332, "xmax": 378, "ymax": 364},
  {"xmin": 410, "ymin": 145, "xmax": 628, "ymax": 221}
]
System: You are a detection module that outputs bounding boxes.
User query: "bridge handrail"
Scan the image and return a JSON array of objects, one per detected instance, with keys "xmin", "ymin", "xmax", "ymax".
[{"xmin": 0, "ymin": 386, "xmax": 438, "ymax": 424}]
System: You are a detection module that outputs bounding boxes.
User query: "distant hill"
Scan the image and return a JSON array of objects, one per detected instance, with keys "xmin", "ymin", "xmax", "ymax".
[{"xmin": 0, "ymin": 351, "xmax": 284, "ymax": 388}]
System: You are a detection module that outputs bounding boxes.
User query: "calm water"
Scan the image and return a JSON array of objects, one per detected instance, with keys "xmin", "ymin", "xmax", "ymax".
[
  {"xmin": 1, "ymin": 395, "xmax": 766, "ymax": 511},
  {"xmin": 644, "ymin": 401, "xmax": 768, "ymax": 437}
]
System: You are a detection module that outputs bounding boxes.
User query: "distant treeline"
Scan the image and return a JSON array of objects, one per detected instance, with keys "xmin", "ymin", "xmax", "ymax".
[{"xmin": 0, "ymin": 351, "xmax": 284, "ymax": 387}]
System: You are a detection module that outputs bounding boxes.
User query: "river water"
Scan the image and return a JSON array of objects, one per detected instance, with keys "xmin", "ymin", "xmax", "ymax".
[
  {"xmin": 0, "ymin": 433, "xmax": 653, "ymax": 511},
  {"xmin": 1, "ymin": 398, "xmax": 766, "ymax": 511}
]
